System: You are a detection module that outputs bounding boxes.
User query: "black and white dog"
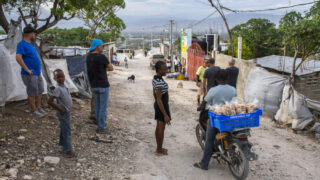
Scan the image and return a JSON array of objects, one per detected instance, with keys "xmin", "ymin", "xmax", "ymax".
[{"xmin": 127, "ymin": 75, "xmax": 135, "ymax": 83}]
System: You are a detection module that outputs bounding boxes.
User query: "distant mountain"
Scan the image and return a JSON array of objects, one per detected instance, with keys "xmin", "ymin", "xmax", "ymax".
[{"xmin": 121, "ymin": 13, "xmax": 283, "ymax": 32}]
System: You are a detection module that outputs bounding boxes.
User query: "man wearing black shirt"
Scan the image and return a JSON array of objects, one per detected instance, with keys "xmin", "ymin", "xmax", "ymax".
[
  {"xmin": 203, "ymin": 58, "xmax": 220, "ymax": 96},
  {"xmin": 226, "ymin": 59, "xmax": 239, "ymax": 88},
  {"xmin": 87, "ymin": 39, "xmax": 113, "ymax": 134}
]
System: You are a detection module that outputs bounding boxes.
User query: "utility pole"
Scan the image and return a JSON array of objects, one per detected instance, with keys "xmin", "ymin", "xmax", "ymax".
[
  {"xmin": 169, "ymin": 20, "xmax": 174, "ymax": 72},
  {"xmin": 151, "ymin": 32, "xmax": 153, "ymax": 49},
  {"xmin": 238, "ymin": 36, "xmax": 242, "ymax": 60}
]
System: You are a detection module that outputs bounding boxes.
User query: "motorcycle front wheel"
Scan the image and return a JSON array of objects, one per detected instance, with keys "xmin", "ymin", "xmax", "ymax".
[
  {"xmin": 195, "ymin": 124, "xmax": 206, "ymax": 150},
  {"xmin": 228, "ymin": 143, "xmax": 249, "ymax": 180}
]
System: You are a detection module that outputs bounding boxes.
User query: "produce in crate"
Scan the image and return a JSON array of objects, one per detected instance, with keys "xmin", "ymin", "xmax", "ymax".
[
  {"xmin": 235, "ymin": 104, "xmax": 247, "ymax": 114},
  {"xmin": 247, "ymin": 104, "xmax": 258, "ymax": 113},
  {"xmin": 209, "ymin": 101, "xmax": 259, "ymax": 115}
]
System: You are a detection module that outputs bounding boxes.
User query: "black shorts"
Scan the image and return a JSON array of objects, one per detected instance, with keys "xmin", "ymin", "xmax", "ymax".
[{"xmin": 154, "ymin": 92, "xmax": 171, "ymax": 122}]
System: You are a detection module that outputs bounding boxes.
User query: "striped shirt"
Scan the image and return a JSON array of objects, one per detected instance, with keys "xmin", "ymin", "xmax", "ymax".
[{"xmin": 152, "ymin": 75, "xmax": 168, "ymax": 94}]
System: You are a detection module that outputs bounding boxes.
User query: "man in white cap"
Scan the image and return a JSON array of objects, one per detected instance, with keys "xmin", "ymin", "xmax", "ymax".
[
  {"xmin": 86, "ymin": 39, "xmax": 113, "ymax": 134},
  {"xmin": 226, "ymin": 59, "xmax": 239, "ymax": 88}
]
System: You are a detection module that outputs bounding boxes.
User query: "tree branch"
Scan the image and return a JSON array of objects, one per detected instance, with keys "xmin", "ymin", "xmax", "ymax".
[
  {"xmin": 0, "ymin": 2, "xmax": 9, "ymax": 33},
  {"xmin": 18, "ymin": 8, "xmax": 28, "ymax": 26}
]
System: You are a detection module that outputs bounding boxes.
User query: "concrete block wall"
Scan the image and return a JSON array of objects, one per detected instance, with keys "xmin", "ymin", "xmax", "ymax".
[{"xmin": 214, "ymin": 52, "xmax": 257, "ymax": 102}]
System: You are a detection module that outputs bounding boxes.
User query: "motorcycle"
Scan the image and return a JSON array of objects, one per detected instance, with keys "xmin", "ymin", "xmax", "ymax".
[{"xmin": 196, "ymin": 110, "xmax": 258, "ymax": 180}]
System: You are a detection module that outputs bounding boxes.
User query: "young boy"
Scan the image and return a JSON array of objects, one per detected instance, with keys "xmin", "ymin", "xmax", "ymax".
[{"xmin": 48, "ymin": 69, "xmax": 76, "ymax": 158}]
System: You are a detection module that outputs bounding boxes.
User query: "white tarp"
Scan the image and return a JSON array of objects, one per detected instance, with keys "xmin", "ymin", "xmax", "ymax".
[
  {"xmin": 290, "ymin": 90, "xmax": 314, "ymax": 130},
  {"xmin": 43, "ymin": 59, "xmax": 78, "ymax": 93},
  {"xmin": 244, "ymin": 67, "xmax": 287, "ymax": 117},
  {"xmin": 0, "ymin": 44, "xmax": 48, "ymax": 106},
  {"xmin": 275, "ymin": 83, "xmax": 320, "ymax": 130}
]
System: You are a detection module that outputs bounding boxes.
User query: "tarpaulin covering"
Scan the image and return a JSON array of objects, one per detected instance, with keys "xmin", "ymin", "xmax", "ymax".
[
  {"xmin": 66, "ymin": 55, "xmax": 91, "ymax": 98},
  {"xmin": 244, "ymin": 67, "xmax": 287, "ymax": 117},
  {"xmin": 43, "ymin": 59, "xmax": 78, "ymax": 93},
  {"xmin": 71, "ymin": 72, "xmax": 91, "ymax": 99},
  {"xmin": 66, "ymin": 55, "xmax": 87, "ymax": 76},
  {"xmin": 275, "ymin": 83, "xmax": 320, "ymax": 130}
]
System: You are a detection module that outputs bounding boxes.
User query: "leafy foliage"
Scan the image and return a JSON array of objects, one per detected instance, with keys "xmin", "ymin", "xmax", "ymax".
[
  {"xmin": 224, "ymin": 18, "xmax": 282, "ymax": 60},
  {"xmin": 78, "ymin": 0, "xmax": 125, "ymax": 40},
  {"xmin": 38, "ymin": 27, "xmax": 113, "ymax": 47},
  {"xmin": 279, "ymin": 2, "xmax": 320, "ymax": 76}
]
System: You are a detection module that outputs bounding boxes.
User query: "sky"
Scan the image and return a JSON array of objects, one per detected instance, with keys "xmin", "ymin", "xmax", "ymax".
[
  {"xmin": 2, "ymin": 0, "xmax": 315, "ymax": 31},
  {"xmin": 116, "ymin": 0, "xmax": 313, "ymax": 19}
]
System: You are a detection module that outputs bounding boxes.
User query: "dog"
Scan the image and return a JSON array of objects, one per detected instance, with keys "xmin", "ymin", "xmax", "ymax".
[{"xmin": 127, "ymin": 75, "xmax": 135, "ymax": 83}]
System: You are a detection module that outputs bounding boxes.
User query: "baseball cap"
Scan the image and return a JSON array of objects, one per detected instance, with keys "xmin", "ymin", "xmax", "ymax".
[
  {"xmin": 23, "ymin": 26, "xmax": 37, "ymax": 34},
  {"xmin": 90, "ymin": 39, "xmax": 103, "ymax": 51}
]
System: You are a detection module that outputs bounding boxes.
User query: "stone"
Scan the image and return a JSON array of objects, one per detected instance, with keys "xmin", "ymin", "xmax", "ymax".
[
  {"xmin": 78, "ymin": 158, "xmax": 87, "ymax": 163},
  {"xmin": 49, "ymin": 167, "xmax": 55, "ymax": 172},
  {"xmin": 3, "ymin": 150, "xmax": 8, "ymax": 154},
  {"xmin": 5, "ymin": 168, "xmax": 18, "ymax": 178},
  {"xmin": 76, "ymin": 163, "xmax": 81, "ymax": 167},
  {"xmin": 19, "ymin": 129, "xmax": 28, "ymax": 133},
  {"xmin": 23, "ymin": 175, "xmax": 33, "ymax": 180},
  {"xmin": 44, "ymin": 156, "xmax": 60, "ymax": 166},
  {"xmin": 17, "ymin": 136, "xmax": 25, "ymax": 143},
  {"xmin": 0, "ymin": 177, "xmax": 9, "ymax": 180}
]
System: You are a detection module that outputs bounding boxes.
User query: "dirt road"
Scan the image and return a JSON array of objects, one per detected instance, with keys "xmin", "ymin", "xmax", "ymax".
[{"xmin": 108, "ymin": 56, "xmax": 320, "ymax": 180}]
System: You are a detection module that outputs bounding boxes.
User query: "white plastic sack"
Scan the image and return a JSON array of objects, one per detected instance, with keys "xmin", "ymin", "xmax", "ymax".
[
  {"xmin": 289, "ymin": 90, "xmax": 314, "ymax": 130},
  {"xmin": 0, "ymin": 44, "xmax": 47, "ymax": 106},
  {"xmin": 43, "ymin": 59, "xmax": 78, "ymax": 93},
  {"xmin": 274, "ymin": 83, "xmax": 293, "ymax": 124},
  {"xmin": 244, "ymin": 67, "xmax": 287, "ymax": 117}
]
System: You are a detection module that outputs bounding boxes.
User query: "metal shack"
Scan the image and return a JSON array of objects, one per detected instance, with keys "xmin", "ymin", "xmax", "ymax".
[{"xmin": 255, "ymin": 55, "xmax": 320, "ymax": 101}]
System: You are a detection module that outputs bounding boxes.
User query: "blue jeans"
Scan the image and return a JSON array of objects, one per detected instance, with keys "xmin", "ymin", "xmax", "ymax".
[
  {"xmin": 200, "ymin": 119, "xmax": 218, "ymax": 169},
  {"xmin": 92, "ymin": 87, "xmax": 110, "ymax": 130},
  {"xmin": 57, "ymin": 111, "xmax": 71, "ymax": 152}
]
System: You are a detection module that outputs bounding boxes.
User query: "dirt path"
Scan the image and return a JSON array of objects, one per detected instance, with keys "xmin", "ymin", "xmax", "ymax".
[{"xmin": 108, "ymin": 56, "xmax": 320, "ymax": 180}]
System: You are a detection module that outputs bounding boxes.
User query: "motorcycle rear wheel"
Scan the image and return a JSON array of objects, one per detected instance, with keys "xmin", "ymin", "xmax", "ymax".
[
  {"xmin": 195, "ymin": 124, "xmax": 206, "ymax": 150},
  {"xmin": 228, "ymin": 143, "xmax": 249, "ymax": 180}
]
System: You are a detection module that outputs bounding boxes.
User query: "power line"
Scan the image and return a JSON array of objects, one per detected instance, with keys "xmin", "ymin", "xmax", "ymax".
[
  {"xmin": 221, "ymin": 1, "xmax": 319, "ymax": 13},
  {"xmin": 186, "ymin": 10, "xmax": 217, "ymax": 29}
]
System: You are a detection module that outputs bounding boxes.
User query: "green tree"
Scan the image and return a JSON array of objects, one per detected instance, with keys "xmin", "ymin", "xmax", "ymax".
[
  {"xmin": 0, "ymin": 0, "xmax": 86, "ymax": 34},
  {"xmin": 78, "ymin": 0, "xmax": 125, "ymax": 41},
  {"xmin": 280, "ymin": 2, "xmax": 320, "ymax": 77},
  {"xmin": 226, "ymin": 18, "xmax": 282, "ymax": 60}
]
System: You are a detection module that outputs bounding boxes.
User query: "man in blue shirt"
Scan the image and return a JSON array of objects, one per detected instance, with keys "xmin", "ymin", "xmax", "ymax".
[
  {"xmin": 16, "ymin": 26, "xmax": 45, "ymax": 117},
  {"xmin": 194, "ymin": 69, "xmax": 237, "ymax": 170}
]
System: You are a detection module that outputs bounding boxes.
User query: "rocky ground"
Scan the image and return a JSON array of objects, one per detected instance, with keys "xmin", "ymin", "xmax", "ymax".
[
  {"xmin": 1, "ymin": 56, "xmax": 320, "ymax": 180},
  {"xmin": 0, "ymin": 96, "xmax": 136, "ymax": 180}
]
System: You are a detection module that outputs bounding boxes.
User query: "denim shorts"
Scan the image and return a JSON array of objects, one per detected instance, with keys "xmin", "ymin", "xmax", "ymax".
[{"xmin": 22, "ymin": 75, "xmax": 44, "ymax": 97}]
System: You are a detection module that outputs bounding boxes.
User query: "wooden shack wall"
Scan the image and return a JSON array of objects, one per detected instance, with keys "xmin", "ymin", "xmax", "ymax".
[{"xmin": 294, "ymin": 72, "xmax": 320, "ymax": 101}]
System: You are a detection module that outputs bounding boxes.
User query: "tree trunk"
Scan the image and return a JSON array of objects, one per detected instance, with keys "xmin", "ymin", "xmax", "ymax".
[
  {"xmin": 0, "ymin": 3, "xmax": 9, "ymax": 33},
  {"xmin": 291, "ymin": 50, "xmax": 299, "ymax": 80}
]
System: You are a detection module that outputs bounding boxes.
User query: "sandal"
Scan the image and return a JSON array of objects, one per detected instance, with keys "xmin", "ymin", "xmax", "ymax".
[
  {"xmin": 193, "ymin": 162, "xmax": 208, "ymax": 170},
  {"xmin": 65, "ymin": 151, "xmax": 78, "ymax": 158}
]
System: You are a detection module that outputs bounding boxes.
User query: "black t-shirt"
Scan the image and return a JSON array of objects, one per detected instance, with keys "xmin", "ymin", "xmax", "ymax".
[
  {"xmin": 227, "ymin": 66, "xmax": 239, "ymax": 88},
  {"xmin": 203, "ymin": 66, "xmax": 220, "ymax": 90},
  {"xmin": 86, "ymin": 53, "xmax": 110, "ymax": 88}
]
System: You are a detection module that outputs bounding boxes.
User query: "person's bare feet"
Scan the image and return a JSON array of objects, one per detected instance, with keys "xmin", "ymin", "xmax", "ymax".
[{"xmin": 155, "ymin": 148, "xmax": 168, "ymax": 156}]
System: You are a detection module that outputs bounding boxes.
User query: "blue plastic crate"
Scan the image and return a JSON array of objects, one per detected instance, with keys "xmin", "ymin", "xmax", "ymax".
[{"xmin": 209, "ymin": 108, "xmax": 262, "ymax": 132}]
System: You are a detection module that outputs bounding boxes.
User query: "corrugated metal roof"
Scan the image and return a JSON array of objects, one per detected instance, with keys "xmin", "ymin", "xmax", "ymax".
[{"xmin": 254, "ymin": 55, "xmax": 320, "ymax": 76}]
